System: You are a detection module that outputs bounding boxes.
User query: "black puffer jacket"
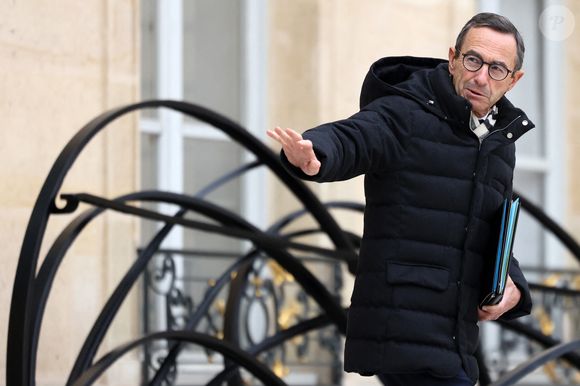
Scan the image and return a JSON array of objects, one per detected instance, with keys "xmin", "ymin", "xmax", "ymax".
[{"xmin": 281, "ymin": 56, "xmax": 533, "ymax": 383}]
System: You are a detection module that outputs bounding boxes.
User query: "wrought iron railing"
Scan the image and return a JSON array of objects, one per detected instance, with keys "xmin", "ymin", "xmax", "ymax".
[
  {"xmin": 479, "ymin": 268, "xmax": 580, "ymax": 385},
  {"xmin": 6, "ymin": 100, "xmax": 580, "ymax": 385},
  {"xmin": 481, "ymin": 194, "xmax": 580, "ymax": 386},
  {"xmin": 142, "ymin": 249, "xmax": 344, "ymax": 385}
]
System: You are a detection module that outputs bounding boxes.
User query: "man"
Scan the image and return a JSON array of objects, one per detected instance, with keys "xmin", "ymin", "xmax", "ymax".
[{"xmin": 267, "ymin": 13, "xmax": 532, "ymax": 386}]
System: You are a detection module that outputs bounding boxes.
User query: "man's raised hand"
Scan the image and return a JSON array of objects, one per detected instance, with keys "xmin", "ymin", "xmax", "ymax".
[{"xmin": 267, "ymin": 127, "xmax": 321, "ymax": 176}]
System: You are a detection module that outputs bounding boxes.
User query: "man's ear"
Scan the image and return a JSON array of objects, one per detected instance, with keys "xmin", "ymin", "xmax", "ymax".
[
  {"xmin": 507, "ymin": 70, "xmax": 524, "ymax": 92},
  {"xmin": 448, "ymin": 47, "xmax": 456, "ymax": 74}
]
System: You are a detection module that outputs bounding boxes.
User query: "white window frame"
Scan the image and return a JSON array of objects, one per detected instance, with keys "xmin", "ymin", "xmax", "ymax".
[
  {"xmin": 139, "ymin": 0, "xmax": 268, "ymax": 361},
  {"xmin": 140, "ymin": 0, "xmax": 268, "ymax": 248}
]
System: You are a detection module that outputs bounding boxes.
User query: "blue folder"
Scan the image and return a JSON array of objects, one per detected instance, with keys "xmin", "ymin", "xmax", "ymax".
[{"xmin": 479, "ymin": 196, "xmax": 521, "ymax": 307}]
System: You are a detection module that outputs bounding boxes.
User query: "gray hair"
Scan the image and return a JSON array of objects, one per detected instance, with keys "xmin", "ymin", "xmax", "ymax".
[{"xmin": 454, "ymin": 12, "xmax": 525, "ymax": 73}]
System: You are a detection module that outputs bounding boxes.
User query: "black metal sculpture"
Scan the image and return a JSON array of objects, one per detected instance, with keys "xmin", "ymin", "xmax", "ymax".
[{"xmin": 7, "ymin": 100, "xmax": 580, "ymax": 385}]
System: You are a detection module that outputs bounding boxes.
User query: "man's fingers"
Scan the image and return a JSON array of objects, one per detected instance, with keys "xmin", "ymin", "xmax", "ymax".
[
  {"xmin": 479, "ymin": 277, "xmax": 521, "ymax": 322},
  {"xmin": 478, "ymin": 300, "xmax": 509, "ymax": 321},
  {"xmin": 268, "ymin": 128, "xmax": 309, "ymax": 150},
  {"xmin": 266, "ymin": 127, "xmax": 287, "ymax": 143},
  {"xmin": 478, "ymin": 307, "xmax": 497, "ymax": 321},
  {"xmin": 274, "ymin": 129, "xmax": 313, "ymax": 155},
  {"xmin": 285, "ymin": 128, "xmax": 304, "ymax": 142},
  {"xmin": 303, "ymin": 159, "xmax": 321, "ymax": 176},
  {"xmin": 478, "ymin": 309, "xmax": 487, "ymax": 320},
  {"xmin": 270, "ymin": 127, "xmax": 294, "ymax": 148},
  {"xmin": 278, "ymin": 127, "xmax": 301, "ymax": 147},
  {"xmin": 266, "ymin": 129, "xmax": 282, "ymax": 143},
  {"xmin": 267, "ymin": 127, "xmax": 319, "ymax": 175},
  {"xmin": 298, "ymin": 139, "xmax": 313, "ymax": 149}
]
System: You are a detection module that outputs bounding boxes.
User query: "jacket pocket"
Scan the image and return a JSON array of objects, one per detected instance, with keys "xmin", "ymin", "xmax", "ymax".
[{"xmin": 386, "ymin": 261, "xmax": 450, "ymax": 291}]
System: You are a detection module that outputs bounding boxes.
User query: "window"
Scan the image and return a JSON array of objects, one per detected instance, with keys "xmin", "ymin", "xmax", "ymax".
[
  {"xmin": 140, "ymin": 0, "xmax": 266, "ymax": 250},
  {"xmin": 140, "ymin": 0, "xmax": 267, "ymax": 381}
]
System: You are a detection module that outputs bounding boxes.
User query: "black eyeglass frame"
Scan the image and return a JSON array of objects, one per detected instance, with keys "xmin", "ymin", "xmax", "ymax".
[{"xmin": 458, "ymin": 51, "xmax": 514, "ymax": 81}]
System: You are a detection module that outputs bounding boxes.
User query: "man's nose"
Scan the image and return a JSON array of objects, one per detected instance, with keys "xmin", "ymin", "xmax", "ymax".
[{"xmin": 473, "ymin": 65, "xmax": 491, "ymax": 84}]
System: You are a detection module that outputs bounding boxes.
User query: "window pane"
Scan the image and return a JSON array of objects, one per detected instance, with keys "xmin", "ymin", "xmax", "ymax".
[
  {"xmin": 140, "ymin": 133, "xmax": 160, "ymax": 243},
  {"xmin": 513, "ymin": 169, "xmax": 545, "ymax": 269},
  {"xmin": 182, "ymin": 136, "xmax": 243, "ymax": 253},
  {"xmin": 183, "ymin": 0, "xmax": 241, "ymax": 120},
  {"xmin": 140, "ymin": 0, "xmax": 158, "ymax": 119},
  {"xmin": 494, "ymin": 0, "xmax": 544, "ymax": 158}
]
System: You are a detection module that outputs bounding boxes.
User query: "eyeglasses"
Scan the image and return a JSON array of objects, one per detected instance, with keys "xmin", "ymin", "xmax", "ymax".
[{"xmin": 459, "ymin": 52, "xmax": 513, "ymax": 81}]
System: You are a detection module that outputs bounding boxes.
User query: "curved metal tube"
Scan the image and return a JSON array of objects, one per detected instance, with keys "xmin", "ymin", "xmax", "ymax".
[
  {"xmin": 151, "ymin": 203, "xmax": 365, "ymax": 386},
  {"xmin": 69, "ymin": 331, "xmax": 288, "ymax": 386},
  {"xmin": 490, "ymin": 339, "xmax": 580, "ymax": 386},
  {"xmin": 66, "ymin": 192, "xmax": 354, "ymax": 260},
  {"xmin": 148, "ymin": 251, "xmax": 259, "ymax": 386},
  {"xmin": 31, "ymin": 195, "xmax": 358, "ymax": 384},
  {"xmin": 58, "ymin": 190, "xmax": 347, "ymax": 384},
  {"xmin": 29, "ymin": 192, "xmax": 185, "ymax": 385},
  {"xmin": 66, "ymin": 190, "xmax": 261, "ymax": 383},
  {"xmin": 497, "ymin": 319, "xmax": 580, "ymax": 368},
  {"xmin": 267, "ymin": 201, "xmax": 365, "ymax": 235},
  {"xmin": 8, "ymin": 100, "xmax": 356, "ymax": 386},
  {"xmin": 207, "ymin": 314, "xmax": 334, "ymax": 386},
  {"xmin": 515, "ymin": 191, "xmax": 580, "ymax": 262},
  {"xmin": 44, "ymin": 160, "xmax": 264, "ymax": 384}
]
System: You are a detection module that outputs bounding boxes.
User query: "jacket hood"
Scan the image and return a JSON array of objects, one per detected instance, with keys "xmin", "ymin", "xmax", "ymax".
[{"xmin": 359, "ymin": 56, "xmax": 447, "ymax": 109}]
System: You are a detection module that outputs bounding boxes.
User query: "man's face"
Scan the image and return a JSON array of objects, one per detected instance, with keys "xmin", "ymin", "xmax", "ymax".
[{"xmin": 448, "ymin": 27, "xmax": 524, "ymax": 117}]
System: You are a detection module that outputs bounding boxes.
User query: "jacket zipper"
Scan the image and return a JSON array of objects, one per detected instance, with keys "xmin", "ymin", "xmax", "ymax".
[
  {"xmin": 477, "ymin": 114, "xmax": 522, "ymax": 150},
  {"xmin": 453, "ymin": 114, "xmax": 521, "ymax": 351}
]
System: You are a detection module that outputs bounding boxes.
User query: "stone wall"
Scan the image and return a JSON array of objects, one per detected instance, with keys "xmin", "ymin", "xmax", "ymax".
[
  {"xmin": 0, "ymin": 1, "xmax": 140, "ymax": 384},
  {"xmin": 567, "ymin": 1, "xmax": 580, "ymax": 249}
]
